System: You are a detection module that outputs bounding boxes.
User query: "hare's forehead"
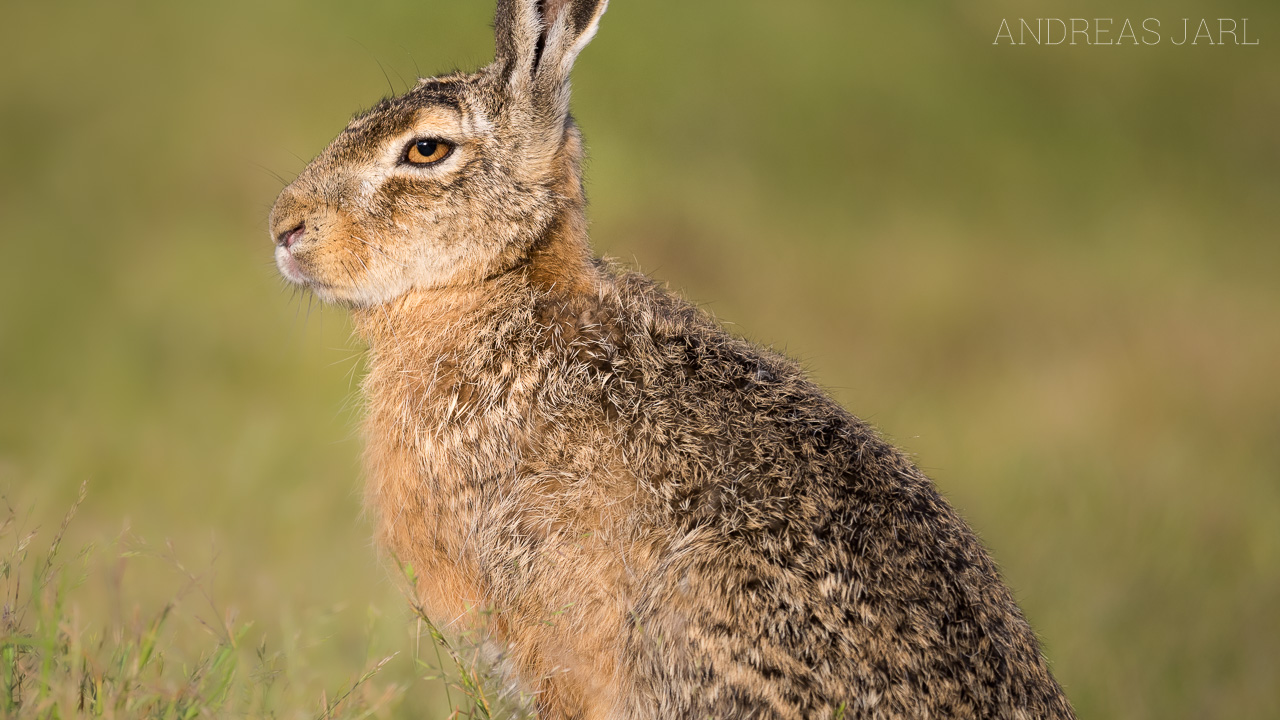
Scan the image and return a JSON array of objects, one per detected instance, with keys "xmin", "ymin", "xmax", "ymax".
[{"xmin": 339, "ymin": 87, "xmax": 492, "ymax": 152}]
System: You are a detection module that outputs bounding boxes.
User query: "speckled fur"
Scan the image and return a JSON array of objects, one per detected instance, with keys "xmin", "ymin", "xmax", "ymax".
[{"xmin": 268, "ymin": 1, "xmax": 1076, "ymax": 718}]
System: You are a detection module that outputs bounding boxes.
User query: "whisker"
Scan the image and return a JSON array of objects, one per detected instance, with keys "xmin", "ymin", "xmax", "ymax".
[
  {"xmin": 354, "ymin": 236, "xmax": 407, "ymax": 268},
  {"xmin": 251, "ymin": 161, "xmax": 290, "ymax": 187},
  {"xmin": 357, "ymin": 38, "xmax": 398, "ymax": 97},
  {"xmin": 389, "ymin": 62, "xmax": 410, "ymax": 93},
  {"xmin": 401, "ymin": 45, "xmax": 423, "ymax": 80}
]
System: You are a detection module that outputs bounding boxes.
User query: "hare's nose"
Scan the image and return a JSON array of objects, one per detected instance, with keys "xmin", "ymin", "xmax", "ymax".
[{"xmin": 277, "ymin": 223, "xmax": 305, "ymax": 248}]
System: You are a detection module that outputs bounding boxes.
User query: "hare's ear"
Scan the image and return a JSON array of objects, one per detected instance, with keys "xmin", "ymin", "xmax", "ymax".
[{"xmin": 494, "ymin": 0, "xmax": 607, "ymax": 93}]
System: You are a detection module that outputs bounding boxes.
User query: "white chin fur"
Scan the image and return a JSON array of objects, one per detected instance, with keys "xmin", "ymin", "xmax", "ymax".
[
  {"xmin": 275, "ymin": 245, "xmax": 309, "ymax": 285},
  {"xmin": 274, "ymin": 244, "xmax": 411, "ymax": 307}
]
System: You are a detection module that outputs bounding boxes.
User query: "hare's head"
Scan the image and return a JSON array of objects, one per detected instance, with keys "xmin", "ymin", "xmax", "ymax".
[{"xmin": 269, "ymin": 0, "xmax": 607, "ymax": 305}]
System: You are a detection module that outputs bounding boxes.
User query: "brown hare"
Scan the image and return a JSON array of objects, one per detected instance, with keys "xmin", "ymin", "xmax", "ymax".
[{"xmin": 269, "ymin": 1, "xmax": 1076, "ymax": 718}]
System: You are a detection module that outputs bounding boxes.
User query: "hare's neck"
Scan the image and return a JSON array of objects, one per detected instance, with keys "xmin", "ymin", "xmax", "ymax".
[
  {"xmin": 524, "ymin": 205, "xmax": 594, "ymax": 293},
  {"xmin": 523, "ymin": 127, "xmax": 595, "ymax": 294},
  {"xmin": 352, "ymin": 276, "xmax": 535, "ymax": 479},
  {"xmin": 351, "ymin": 277, "xmax": 520, "ymax": 360}
]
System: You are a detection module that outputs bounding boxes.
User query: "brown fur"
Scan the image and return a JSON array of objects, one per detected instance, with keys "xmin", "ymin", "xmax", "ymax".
[{"xmin": 268, "ymin": 1, "xmax": 1076, "ymax": 718}]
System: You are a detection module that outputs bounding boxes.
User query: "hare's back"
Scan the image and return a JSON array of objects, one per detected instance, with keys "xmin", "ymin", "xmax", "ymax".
[{"xmin": 606, "ymin": 278, "xmax": 1071, "ymax": 717}]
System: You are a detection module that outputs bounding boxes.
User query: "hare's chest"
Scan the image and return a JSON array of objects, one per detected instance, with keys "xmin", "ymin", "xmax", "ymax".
[
  {"xmin": 365, "ymin": 391, "xmax": 649, "ymax": 717},
  {"xmin": 359, "ymin": 422, "xmax": 481, "ymax": 620}
]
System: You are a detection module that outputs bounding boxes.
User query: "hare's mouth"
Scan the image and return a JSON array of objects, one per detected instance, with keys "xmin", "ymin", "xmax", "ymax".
[
  {"xmin": 275, "ymin": 244, "xmax": 318, "ymax": 287},
  {"xmin": 272, "ymin": 221, "xmax": 311, "ymax": 284}
]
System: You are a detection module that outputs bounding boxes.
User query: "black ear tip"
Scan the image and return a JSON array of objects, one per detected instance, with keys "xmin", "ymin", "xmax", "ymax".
[
  {"xmin": 573, "ymin": 0, "xmax": 608, "ymax": 32},
  {"xmin": 494, "ymin": 0, "xmax": 607, "ymax": 79},
  {"xmin": 536, "ymin": 0, "xmax": 606, "ymax": 34}
]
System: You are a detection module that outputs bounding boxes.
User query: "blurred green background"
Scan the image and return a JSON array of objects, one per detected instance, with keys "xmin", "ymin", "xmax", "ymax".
[{"xmin": 1, "ymin": 0, "xmax": 1277, "ymax": 717}]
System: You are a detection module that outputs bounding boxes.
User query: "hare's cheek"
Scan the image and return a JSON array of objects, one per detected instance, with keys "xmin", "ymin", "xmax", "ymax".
[
  {"xmin": 312, "ymin": 234, "xmax": 374, "ymax": 286},
  {"xmin": 275, "ymin": 214, "xmax": 363, "ymax": 286}
]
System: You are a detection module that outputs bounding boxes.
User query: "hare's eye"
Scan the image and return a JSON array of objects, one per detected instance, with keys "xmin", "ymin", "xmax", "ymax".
[{"xmin": 405, "ymin": 139, "xmax": 453, "ymax": 165}]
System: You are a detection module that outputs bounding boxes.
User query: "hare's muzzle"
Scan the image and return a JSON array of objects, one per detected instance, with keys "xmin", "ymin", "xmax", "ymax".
[{"xmin": 276, "ymin": 223, "xmax": 305, "ymax": 249}]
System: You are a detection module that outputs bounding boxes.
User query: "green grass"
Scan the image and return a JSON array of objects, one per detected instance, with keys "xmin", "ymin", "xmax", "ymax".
[
  {"xmin": 0, "ymin": 488, "xmax": 518, "ymax": 719},
  {"xmin": 1, "ymin": 0, "xmax": 1277, "ymax": 718}
]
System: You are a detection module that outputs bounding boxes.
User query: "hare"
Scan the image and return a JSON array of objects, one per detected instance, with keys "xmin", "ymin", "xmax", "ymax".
[{"xmin": 269, "ymin": 1, "xmax": 1076, "ymax": 718}]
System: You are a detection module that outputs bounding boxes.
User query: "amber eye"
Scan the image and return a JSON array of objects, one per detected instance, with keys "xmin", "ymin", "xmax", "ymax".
[{"xmin": 404, "ymin": 139, "xmax": 453, "ymax": 165}]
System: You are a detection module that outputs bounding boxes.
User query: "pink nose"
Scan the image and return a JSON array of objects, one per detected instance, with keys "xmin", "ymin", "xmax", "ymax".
[{"xmin": 277, "ymin": 223, "xmax": 305, "ymax": 248}]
